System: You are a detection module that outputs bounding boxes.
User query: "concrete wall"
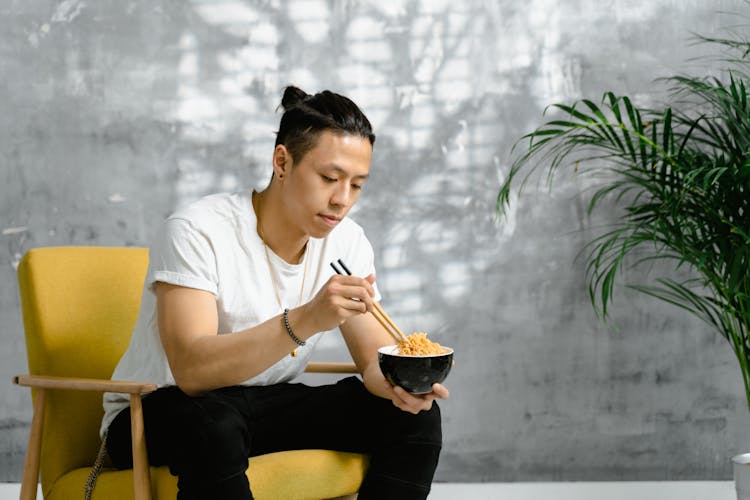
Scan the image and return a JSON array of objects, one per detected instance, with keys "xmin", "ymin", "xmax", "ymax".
[{"xmin": 2, "ymin": 0, "xmax": 749, "ymax": 482}]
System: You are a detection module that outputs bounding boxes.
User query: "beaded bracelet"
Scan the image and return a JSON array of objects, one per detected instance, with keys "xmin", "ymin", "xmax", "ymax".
[{"xmin": 283, "ymin": 308, "xmax": 306, "ymax": 347}]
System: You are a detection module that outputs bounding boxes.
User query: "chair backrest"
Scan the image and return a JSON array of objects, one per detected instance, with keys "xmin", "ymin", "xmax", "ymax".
[{"xmin": 17, "ymin": 246, "xmax": 148, "ymax": 494}]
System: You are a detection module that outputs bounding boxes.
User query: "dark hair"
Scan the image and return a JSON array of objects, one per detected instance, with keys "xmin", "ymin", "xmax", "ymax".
[{"xmin": 274, "ymin": 86, "xmax": 376, "ymax": 163}]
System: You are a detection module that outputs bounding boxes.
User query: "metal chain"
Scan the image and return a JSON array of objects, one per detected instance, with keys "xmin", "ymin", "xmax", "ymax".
[{"xmin": 84, "ymin": 432, "xmax": 108, "ymax": 500}]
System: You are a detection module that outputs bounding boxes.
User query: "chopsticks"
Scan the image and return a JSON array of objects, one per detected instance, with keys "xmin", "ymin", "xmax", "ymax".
[{"xmin": 330, "ymin": 259, "xmax": 408, "ymax": 344}]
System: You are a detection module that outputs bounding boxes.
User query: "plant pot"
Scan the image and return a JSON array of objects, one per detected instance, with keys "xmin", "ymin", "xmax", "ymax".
[{"xmin": 734, "ymin": 453, "xmax": 750, "ymax": 500}]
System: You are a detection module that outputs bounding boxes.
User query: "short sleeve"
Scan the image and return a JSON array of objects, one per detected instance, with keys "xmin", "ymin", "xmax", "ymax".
[{"xmin": 148, "ymin": 217, "xmax": 219, "ymax": 295}]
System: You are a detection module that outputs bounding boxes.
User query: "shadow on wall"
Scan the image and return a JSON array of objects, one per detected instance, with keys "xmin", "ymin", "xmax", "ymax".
[{"xmin": 2, "ymin": 0, "xmax": 749, "ymax": 483}]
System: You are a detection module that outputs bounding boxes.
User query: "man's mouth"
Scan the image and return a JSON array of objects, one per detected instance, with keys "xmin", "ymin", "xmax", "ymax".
[{"xmin": 319, "ymin": 214, "xmax": 341, "ymax": 227}]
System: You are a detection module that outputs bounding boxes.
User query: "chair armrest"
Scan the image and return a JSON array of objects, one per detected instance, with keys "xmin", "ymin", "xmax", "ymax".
[
  {"xmin": 304, "ymin": 362, "xmax": 358, "ymax": 374},
  {"xmin": 14, "ymin": 365, "xmax": 355, "ymax": 392},
  {"xmin": 12, "ymin": 375, "xmax": 157, "ymax": 500},
  {"xmin": 13, "ymin": 374, "xmax": 158, "ymax": 394}
]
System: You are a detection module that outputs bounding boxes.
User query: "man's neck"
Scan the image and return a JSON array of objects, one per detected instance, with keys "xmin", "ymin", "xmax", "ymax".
[{"xmin": 253, "ymin": 189, "xmax": 308, "ymax": 264}]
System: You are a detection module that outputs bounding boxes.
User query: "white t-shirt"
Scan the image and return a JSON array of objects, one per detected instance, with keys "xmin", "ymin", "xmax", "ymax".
[{"xmin": 101, "ymin": 190, "xmax": 380, "ymax": 436}]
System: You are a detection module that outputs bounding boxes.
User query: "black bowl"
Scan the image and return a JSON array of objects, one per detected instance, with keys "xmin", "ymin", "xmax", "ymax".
[{"xmin": 377, "ymin": 345, "xmax": 454, "ymax": 394}]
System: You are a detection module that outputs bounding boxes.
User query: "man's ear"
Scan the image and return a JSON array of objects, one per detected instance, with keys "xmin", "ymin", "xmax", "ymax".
[{"xmin": 272, "ymin": 145, "xmax": 292, "ymax": 179}]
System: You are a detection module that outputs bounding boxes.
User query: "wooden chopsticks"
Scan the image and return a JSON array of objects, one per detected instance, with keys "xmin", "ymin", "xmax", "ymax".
[{"xmin": 330, "ymin": 259, "xmax": 409, "ymax": 344}]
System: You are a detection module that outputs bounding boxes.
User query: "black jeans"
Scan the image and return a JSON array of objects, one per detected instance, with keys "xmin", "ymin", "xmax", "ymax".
[{"xmin": 106, "ymin": 376, "xmax": 442, "ymax": 500}]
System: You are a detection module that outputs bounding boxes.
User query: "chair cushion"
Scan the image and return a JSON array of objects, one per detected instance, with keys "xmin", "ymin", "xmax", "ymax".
[{"xmin": 47, "ymin": 449, "xmax": 368, "ymax": 500}]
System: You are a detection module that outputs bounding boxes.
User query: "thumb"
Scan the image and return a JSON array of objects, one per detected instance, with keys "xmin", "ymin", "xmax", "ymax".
[{"xmin": 364, "ymin": 273, "xmax": 376, "ymax": 285}]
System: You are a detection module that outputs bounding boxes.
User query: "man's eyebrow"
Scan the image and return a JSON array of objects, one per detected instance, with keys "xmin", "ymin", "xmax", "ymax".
[{"xmin": 324, "ymin": 165, "xmax": 369, "ymax": 180}]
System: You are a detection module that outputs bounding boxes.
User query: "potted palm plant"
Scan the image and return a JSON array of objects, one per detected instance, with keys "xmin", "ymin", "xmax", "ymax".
[{"xmin": 497, "ymin": 33, "xmax": 749, "ymax": 496}]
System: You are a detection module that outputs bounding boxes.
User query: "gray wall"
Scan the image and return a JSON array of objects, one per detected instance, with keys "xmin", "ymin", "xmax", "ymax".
[{"xmin": 2, "ymin": 0, "xmax": 749, "ymax": 482}]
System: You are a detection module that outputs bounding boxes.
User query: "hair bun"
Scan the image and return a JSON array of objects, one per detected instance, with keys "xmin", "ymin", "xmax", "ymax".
[{"xmin": 281, "ymin": 86, "xmax": 309, "ymax": 111}]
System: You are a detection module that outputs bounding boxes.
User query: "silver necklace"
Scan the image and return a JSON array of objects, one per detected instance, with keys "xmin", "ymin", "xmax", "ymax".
[
  {"xmin": 255, "ymin": 193, "xmax": 309, "ymax": 357},
  {"xmin": 262, "ymin": 242, "xmax": 309, "ymax": 357}
]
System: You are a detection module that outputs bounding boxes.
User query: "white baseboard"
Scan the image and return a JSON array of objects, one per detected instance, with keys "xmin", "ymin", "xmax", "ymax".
[
  {"xmin": 0, "ymin": 483, "xmax": 41, "ymax": 499},
  {"xmin": 0, "ymin": 481, "xmax": 736, "ymax": 500},
  {"xmin": 427, "ymin": 481, "xmax": 736, "ymax": 500}
]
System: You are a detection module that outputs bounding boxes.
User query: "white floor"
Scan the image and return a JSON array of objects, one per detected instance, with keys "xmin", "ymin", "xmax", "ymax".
[
  {"xmin": 0, "ymin": 481, "xmax": 737, "ymax": 499},
  {"xmin": 430, "ymin": 481, "xmax": 737, "ymax": 499}
]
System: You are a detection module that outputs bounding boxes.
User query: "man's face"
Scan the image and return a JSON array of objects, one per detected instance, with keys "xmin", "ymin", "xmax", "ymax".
[{"xmin": 279, "ymin": 130, "xmax": 372, "ymax": 239}]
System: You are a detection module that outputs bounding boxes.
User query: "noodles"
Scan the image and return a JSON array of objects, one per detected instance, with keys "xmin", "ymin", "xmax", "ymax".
[{"xmin": 396, "ymin": 332, "xmax": 449, "ymax": 356}]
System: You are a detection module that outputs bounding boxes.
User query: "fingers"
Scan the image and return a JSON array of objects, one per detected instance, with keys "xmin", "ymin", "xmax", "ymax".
[
  {"xmin": 332, "ymin": 274, "xmax": 375, "ymax": 295},
  {"xmin": 308, "ymin": 274, "xmax": 378, "ymax": 331},
  {"xmin": 391, "ymin": 386, "xmax": 436, "ymax": 414},
  {"xmin": 328, "ymin": 275, "xmax": 376, "ymax": 311},
  {"xmin": 431, "ymin": 383, "xmax": 450, "ymax": 399},
  {"xmin": 388, "ymin": 383, "xmax": 450, "ymax": 414}
]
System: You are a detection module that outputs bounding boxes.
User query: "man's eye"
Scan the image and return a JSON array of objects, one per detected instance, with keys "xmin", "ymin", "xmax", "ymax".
[
  {"xmin": 322, "ymin": 175, "xmax": 336, "ymax": 183},
  {"xmin": 352, "ymin": 184, "xmax": 363, "ymax": 191}
]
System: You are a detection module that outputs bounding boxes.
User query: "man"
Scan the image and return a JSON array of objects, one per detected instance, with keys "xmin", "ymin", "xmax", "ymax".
[{"xmin": 101, "ymin": 86, "xmax": 449, "ymax": 499}]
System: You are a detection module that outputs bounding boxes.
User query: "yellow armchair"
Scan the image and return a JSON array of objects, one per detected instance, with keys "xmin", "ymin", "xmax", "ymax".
[{"xmin": 13, "ymin": 246, "xmax": 368, "ymax": 500}]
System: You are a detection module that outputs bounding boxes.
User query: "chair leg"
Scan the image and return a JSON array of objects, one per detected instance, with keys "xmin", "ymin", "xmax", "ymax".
[
  {"xmin": 130, "ymin": 394, "xmax": 152, "ymax": 500},
  {"xmin": 20, "ymin": 389, "xmax": 45, "ymax": 500}
]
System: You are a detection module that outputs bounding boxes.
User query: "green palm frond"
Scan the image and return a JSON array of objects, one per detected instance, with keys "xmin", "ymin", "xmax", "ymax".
[{"xmin": 498, "ymin": 33, "xmax": 750, "ymax": 408}]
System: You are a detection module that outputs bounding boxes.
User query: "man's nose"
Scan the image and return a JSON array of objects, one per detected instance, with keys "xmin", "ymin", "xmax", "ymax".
[{"xmin": 330, "ymin": 182, "xmax": 351, "ymax": 206}]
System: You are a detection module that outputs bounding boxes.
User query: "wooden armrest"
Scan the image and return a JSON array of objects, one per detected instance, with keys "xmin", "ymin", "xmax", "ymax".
[
  {"xmin": 13, "ymin": 375, "xmax": 156, "ymax": 500},
  {"xmin": 13, "ymin": 364, "xmax": 355, "ymax": 393},
  {"xmin": 13, "ymin": 374, "xmax": 158, "ymax": 395},
  {"xmin": 304, "ymin": 362, "xmax": 358, "ymax": 374}
]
